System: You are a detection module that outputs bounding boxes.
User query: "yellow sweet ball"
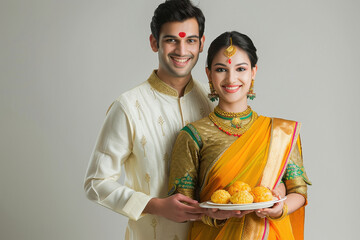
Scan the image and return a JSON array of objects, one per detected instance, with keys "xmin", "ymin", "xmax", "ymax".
[
  {"xmin": 230, "ymin": 190, "xmax": 254, "ymax": 204},
  {"xmin": 211, "ymin": 190, "xmax": 231, "ymax": 204},
  {"xmin": 251, "ymin": 186, "xmax": 273, "ymax": 202},
  {"xmin": 227, "ymin": 181, "xmax": 251, "ymax": 196}
]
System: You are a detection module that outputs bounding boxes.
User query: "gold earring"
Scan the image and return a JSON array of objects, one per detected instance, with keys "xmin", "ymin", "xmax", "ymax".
[
  {"xmin": 208, "ymin": 81, "xmax": 219, "ymax": 102},
  {"xmin": 247, "ymin": 79, "xmax": 256, "ymax": 100}
]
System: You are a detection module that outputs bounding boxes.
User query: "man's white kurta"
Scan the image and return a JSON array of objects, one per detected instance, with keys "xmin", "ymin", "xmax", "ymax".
[{"xmin": 84, "ymin": 71, "xmax": 213, "ymax": 240}]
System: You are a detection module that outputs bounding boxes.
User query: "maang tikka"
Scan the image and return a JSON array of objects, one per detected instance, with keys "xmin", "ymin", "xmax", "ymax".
[
  {"xmin": 224, "ymin": 37, "xmax": 256, "ymax": 100},
  {"xmin": 224, "ymin": 37, "xmax": 236, "ymax": 64}
]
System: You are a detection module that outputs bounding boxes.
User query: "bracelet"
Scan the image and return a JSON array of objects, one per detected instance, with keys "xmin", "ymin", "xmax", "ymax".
[
  {"xmin": 214, "ymin": 219, "xmax": 226, "ymax": 228},
  {"xmin": 268, "ymin": 203, "xmax": 288, "ymax": 221},
  {"xmin": 201, "ymin": 215, "xmax": 226, "ymax": 228},
  {"xmin": 201, "ymin": 215, "xmax": 215, "ymax": 227}
]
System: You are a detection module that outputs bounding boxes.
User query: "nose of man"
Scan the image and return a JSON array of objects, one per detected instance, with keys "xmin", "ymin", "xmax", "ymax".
[{"xmin": 174, "ymin": 40, "xmax": 187, "ymax": 56}]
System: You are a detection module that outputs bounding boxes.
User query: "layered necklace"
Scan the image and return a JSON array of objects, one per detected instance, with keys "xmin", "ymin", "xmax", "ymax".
[{"xmin": 209, "ymin": 106, "xmax": 258, "ymax": 137}]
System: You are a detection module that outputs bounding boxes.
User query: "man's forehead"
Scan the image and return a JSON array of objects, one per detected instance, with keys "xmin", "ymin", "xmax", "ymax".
[{"xmin": 159, "ymin": 18, "xmax": 199, "ymax": 37}]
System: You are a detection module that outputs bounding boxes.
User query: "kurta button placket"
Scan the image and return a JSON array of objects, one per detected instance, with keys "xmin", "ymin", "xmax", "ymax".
[{"xmin": 178, "ymin": 97, "xmax": 185, "ymax": 127}]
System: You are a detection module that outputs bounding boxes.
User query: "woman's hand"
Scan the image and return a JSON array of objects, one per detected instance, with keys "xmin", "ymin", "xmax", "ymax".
[
  {"xmin": 255, "ymin": 187, "xmax": 283, "ymax": 219},
  {"xmin": 255, "ymin": 201, "xmax": 284, "ymax": 219},
  {"xmin": 206, "ymin": 208, "xmax": 253, "ymax": 220}
]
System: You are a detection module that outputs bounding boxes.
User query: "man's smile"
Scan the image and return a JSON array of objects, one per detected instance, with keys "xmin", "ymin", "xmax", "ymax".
[{"xmin": 170, "ymin": 56, "xmax": 192, "ymax": 67}]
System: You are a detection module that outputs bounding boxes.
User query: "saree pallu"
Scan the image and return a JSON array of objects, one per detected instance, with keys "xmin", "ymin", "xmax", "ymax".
[{"xmin": 189, "ymin": 116, "xmax": 302, "ymax": 240}]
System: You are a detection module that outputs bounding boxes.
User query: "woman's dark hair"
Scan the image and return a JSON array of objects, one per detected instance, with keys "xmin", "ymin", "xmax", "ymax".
[
  {"xmin": 207, "ymin": 31, "xmax": 258, "ymax": 69},
  {"xmin": 150, "ymin": 0, "xmax": 205, "ymax": 46}
]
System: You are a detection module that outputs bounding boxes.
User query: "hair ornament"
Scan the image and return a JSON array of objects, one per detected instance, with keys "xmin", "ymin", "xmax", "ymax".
[{"xmin": 223, "ymin": 37, "xmax": 236, "ymax": 64}]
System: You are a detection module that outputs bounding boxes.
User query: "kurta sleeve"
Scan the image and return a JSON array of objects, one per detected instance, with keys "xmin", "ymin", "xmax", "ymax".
[
  {"xmin": 168, "ymin": 126, "xmax": 201, "ymax": 200},
  {"xmin": 283, "ymin": 135, "xmax": 312, "ymax": 202},
  {"xmin": 84, "ymin": 100, "xmax": 152, "ymax": 221}
]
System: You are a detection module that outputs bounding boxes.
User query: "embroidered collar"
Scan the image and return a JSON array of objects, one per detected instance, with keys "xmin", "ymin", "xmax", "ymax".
[{"xmin": 147, "ymin": 70, "xmax": 194, "ymax": 97}]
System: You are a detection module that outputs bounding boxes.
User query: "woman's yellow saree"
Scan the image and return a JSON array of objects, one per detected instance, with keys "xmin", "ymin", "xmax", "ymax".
[{"xmin": 169, "ymin": 115, "xmax": 310, "ymax": 240}]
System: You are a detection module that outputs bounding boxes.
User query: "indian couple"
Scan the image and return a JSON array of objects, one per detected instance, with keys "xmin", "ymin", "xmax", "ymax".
[{"xmin": 84, "ymin": 0, "xmax": 311, "ymax": 239}]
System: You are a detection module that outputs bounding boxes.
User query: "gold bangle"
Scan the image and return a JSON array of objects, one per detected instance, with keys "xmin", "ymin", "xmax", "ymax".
[
  {"xmin": 268, "ymin": 203, "xmax": 288, "ymax": 221},
  {"xmin": 201, "ymin": 216, "xmax": 226, "ymax": 228},
  {"xmin": 201, "ymin": 215, "xmax": 215, "ymax": 227},
  {"xmin": 214, "ymin": 219, "xmax": 226, "ymax": 228}
]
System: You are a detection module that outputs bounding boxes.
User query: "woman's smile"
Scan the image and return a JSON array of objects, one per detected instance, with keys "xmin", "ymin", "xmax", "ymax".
[{"xmin": 222, "ymin": 84, "xmax": 242, "ymax": 93}]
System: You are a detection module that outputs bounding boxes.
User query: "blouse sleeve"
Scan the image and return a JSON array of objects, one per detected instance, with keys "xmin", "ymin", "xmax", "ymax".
[
  {"xmin": 283, "ymin": 135, "xmax": 312, "ymax": 201},
  {"xmin": 168, "ymin": 126, "xmax": 201, "ymax": 200}
]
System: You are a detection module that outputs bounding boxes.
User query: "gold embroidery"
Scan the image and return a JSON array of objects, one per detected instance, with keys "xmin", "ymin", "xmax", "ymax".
[
  {"xmin": 147, "ymin": 70, "xmax": 194, "ymax": 97},
  {"xmin": 135, "ymin": 100, "xmax": 141, "ymax": 120},
  {"xmin": 141, "ymin": 136, "xmax": 147, "ymax": 157},
  {"xmin": 145, "ymin": 173, "xmax": 151, "ymax": 194},
  {"xmin": 184, "ymin": 79, "xmax": 194, "ymax": 95},
  {"xmin": 151, "ymin": 218, "xmax": 158, "ymax": 240},
  {"xmin": 148, "ymin": 72, "xmax": 178, "ymax": 97},
  {"xmin": 158, "ymin": 116, "xmax": 165, "ymax": 136}
]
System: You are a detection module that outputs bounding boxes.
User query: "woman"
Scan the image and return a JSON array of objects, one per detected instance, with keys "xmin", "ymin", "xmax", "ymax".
[{"xmin": 168, "ymin": 31, "xmax": 311, "ymax": 239}]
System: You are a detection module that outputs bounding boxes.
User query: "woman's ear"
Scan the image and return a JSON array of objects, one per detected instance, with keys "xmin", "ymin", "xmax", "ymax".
[
  {"xmin": 251, "ymin": 65, "xmax": 258, "ymax": 79},
  {"xmin": 205, "ymin": 67, "xmax": 211, "ymax": 81}
]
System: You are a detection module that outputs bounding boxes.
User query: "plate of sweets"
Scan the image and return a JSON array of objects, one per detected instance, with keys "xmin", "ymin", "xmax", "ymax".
[{"xmin": 199, "ymin": 181, "xmax": 286, "ymax": 211}]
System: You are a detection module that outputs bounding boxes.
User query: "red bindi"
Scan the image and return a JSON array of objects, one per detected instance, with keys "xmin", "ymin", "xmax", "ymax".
[
  {"xmin": 228, "ymin": 59, "xmax": 232, "ymax": 64},
  {"xmin": 179, "ymin": 32, "xmax": 186, "ymax": 38}
]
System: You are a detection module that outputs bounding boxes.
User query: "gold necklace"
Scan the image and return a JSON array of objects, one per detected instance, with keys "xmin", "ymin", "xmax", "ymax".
[
  {"xmin": 214, "ymin": 106, "xmax": 252, "ymax": 118},
  {"xmin": 209, "ymin": 106, "xmax": 258, "ymax": 137}
]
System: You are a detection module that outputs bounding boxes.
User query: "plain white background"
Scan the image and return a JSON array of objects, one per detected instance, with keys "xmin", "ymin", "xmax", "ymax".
[{"xmin": 1, "ymin": 0, "xmax": 359, "ymax": 239}]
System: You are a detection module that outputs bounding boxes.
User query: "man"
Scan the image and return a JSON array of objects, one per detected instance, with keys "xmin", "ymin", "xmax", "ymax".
[{"xmin": 84, "ymin": 0, "xmax": 214, "ymax": 239}]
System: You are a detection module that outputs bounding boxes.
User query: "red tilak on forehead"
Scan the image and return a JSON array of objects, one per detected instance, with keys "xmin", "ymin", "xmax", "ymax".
[{"xmin": 179, "ymin": 32, "xmax": 186, "ymax": 38}]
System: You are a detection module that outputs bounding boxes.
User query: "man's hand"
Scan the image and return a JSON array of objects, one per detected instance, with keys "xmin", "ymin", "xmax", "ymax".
[{"xmin": 143, "ymin": 193, "xmax": 206, "ymax": 222}]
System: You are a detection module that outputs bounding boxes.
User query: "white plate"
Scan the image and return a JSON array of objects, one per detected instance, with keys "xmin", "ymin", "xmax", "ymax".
[{"xmin": 199, "ymin": 196, "xmax": 287, "ymax": 210}]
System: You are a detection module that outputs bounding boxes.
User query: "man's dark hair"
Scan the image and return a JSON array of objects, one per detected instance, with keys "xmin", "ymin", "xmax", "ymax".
[{"xmin": 150, "ymin": 0, "xmax": 205, "ymax": 46}]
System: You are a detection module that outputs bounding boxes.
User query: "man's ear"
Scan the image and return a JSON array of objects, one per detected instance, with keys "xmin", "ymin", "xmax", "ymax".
[
  {"xmin": 150, "ymin": 34, "xmax": 158, "ymax": 52},
  {"xmin": 199, "ymin": 35, "xmax": 205, "ymax": 53}
]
